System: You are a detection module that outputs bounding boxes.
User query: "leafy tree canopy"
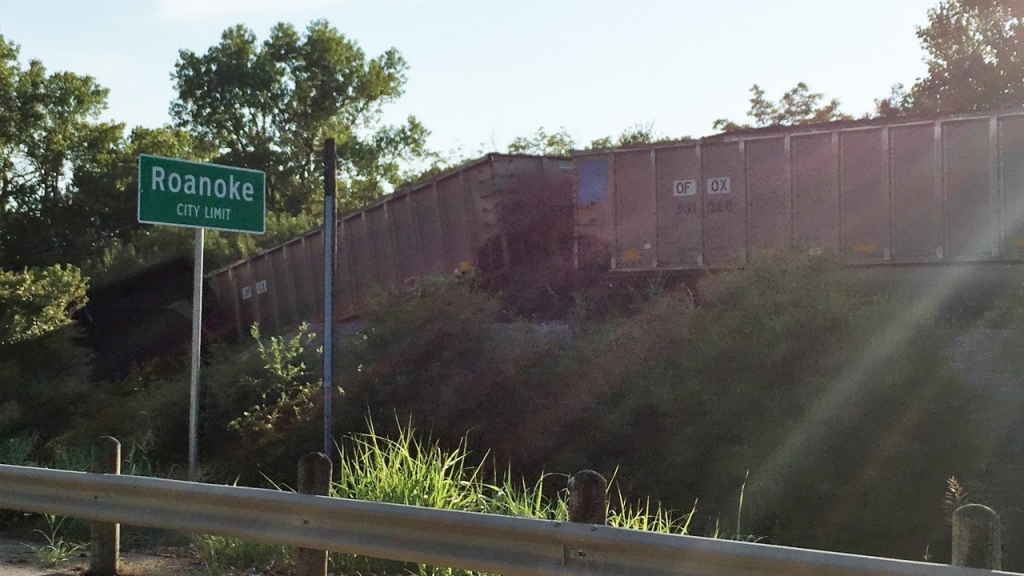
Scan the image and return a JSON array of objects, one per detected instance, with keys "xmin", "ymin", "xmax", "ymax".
[
  {"xmin": 171, "ymin": 20, "xmax": 431, "ymax": 215},
  {"xmin": 0, "ymin": 33, "xmax": 208, "ymax": 270},
  {"xmin": 881, "ymin": 0, "xmax": 1024, "ymax": 115},
  {"xmin": 507, "ymin": 127, "xmax": 576, "ymax": 156},
  {"xmin": 505, "ymin": 122, "xmax": 671, "ymax": 156},
  {"xmin": 0, "ymin": 264, "xmax": 87, "ymax": 347},
  {"xmin": 587, "ymin": 121, "xmax": 667, "ymax": 149},
  {"xmin": 714, "ymin": 83, "xmax": 851, "ymax": 132},
  {"xmin": 0, "ymin": 34, "xmax": 112, "ymax": 267}
]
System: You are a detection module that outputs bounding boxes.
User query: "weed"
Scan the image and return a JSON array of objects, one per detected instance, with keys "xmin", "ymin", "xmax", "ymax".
[
  {"xmin": 121, "ymin": 429, "xmax": 157, "ymax": 477},
  {"xmin": 190, "ymin": 533, "xmax": 291, "ymax": 573},
  {"xmin": 943, "ymin": 476, "xmax": 970, "ymax": 521},
  {"xmin": 48, "ymin": 441, "xmax": 92, "ymax": 472},
  {"xmin": 608, "ymin": 493, "xmax": 694, "ymax": 534},
  {"xmin": 27, "ymin": 514, "xmax": 84, "ymax": 568}
]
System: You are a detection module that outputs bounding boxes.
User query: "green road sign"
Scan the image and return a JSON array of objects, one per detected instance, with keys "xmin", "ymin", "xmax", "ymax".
[{"xmin": 138, "ymin": 155, "xmax": 266, "ymax": 233}]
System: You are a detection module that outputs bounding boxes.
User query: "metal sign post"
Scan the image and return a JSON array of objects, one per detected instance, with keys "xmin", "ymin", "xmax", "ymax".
[
  {"xmin": 189, "ymin": 228, "xmax": 204, "ymax": 479},
  {"xmin": 137, "ymin": 155, "xmax": 266, "ymax": 480},
  {"xmin": 322, "ymin": 138, "xmax": 337, "ymax": 456}
]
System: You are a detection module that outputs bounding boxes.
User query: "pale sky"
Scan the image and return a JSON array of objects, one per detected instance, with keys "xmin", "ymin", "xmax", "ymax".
[{"xmin": 0, "ymin": 0, "xmax": 937, "ymax": 155}]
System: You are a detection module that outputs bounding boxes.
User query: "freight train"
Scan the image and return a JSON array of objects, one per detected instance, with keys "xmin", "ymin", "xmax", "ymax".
[
  {"xmin": 206, "ymin": 108, "xmax": 1024, "ymax": 338},
  {"xmin": 206, "ymin": 154, "xmax": 574, "ymax": 339}
]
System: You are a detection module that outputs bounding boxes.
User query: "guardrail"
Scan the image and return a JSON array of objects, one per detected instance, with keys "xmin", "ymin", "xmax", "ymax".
[{"xmin": 1, "ymin": 462, "xmax": 1011, "ymax": 576}]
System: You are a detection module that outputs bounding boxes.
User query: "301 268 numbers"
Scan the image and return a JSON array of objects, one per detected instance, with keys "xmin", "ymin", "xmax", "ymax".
[
  {"xmin": 675, "ymin": 200, "xmax": 733, "ymax": 214},
  {"xmin": 707, "ymin": 199, "xmax": 733, "ymax": 213}
]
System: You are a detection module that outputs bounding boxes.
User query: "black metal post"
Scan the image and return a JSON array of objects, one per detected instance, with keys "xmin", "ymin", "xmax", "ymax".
[{"xmin": 322, "ymin": 138, "xmax": 336, "ymax": 456}]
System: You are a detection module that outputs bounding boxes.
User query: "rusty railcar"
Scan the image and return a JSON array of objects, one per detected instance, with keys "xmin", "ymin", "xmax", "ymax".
[
  {"xmin": 574, "ymin": 109, "xmax": 1024, "ymax": 271},
  {"xmin": 206, "ymin": 154, "xmax": 574, "ymax": 339}
]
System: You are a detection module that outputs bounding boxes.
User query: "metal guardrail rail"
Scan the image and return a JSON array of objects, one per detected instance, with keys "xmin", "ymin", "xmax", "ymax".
[{"xmin": 0, "ymin": 464, "xmax": 1009, "ymax": 576}]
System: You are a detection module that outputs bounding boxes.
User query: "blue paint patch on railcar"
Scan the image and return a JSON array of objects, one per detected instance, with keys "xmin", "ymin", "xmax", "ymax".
[{"xmin": 578, "ymin": 158, "xmax": 609, "ymax": 203}]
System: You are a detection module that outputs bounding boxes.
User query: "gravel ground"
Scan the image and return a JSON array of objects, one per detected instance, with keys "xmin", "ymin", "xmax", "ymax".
[{"xmin": 0, "ymin": 534, "xmax": 204, "ymax": 576}]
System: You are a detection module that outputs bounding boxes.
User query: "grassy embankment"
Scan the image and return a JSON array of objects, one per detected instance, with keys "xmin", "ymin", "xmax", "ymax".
[{"xmin": 6, "ymin": 251, "xmax": 1024, "ymax": 571}]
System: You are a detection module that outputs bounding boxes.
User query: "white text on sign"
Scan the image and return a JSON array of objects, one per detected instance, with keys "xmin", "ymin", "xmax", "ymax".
[
  {"xmin": 707, "ymin": 177, "xmax": 731, "ymax": 194},
  {"xmin": 176, "ymin": 204, "xmax": 233, "ymax": 221},
  {"xmin": 151, "ymin": 166, "xmax": 256, "ymax": 202},
  {"xmin": 672, "ymin": 180, "xmax": 697, "ymax": 196}
]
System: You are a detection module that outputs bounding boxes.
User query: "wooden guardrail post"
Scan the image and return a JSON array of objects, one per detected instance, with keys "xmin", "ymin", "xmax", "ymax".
[
  {"xmin": 952, "ymin": 504, "xmax": 1001, "ymax": 570},
  {"xmin": 90, "ymin": 436, "xmax": 120, "ymax": 576},
  {"xmin": 568, "ymin": 470, "xmax": 607, "ymax": 525},
  {"xmin": 297, "ymin": 452, "xmax": 332, "ymax": 576}
]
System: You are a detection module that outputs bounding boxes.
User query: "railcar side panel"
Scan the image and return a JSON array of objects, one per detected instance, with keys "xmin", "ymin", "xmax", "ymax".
[
  {"xmin": 365, "ymin": 205, "xmax": 398, "ymax": 288},
  {"xmin": 701, "ymin": 142, "xmax": 746, "ymax": 266},
  {"xmin": 891, "ymin": 123, "xmax": 942, "ymax": 260},
  {"xmin": 655, "ymin": 146, "xmax": 702, "ymax": 267},
  {"xmin": 412, "ymin": 186, "xmax": 446, "ymax": 275},
  {"xmin": 289, "ymin": 236, "xmax": 319, "ymax": 324},
  {"xmin": 346, "ymin": 214, "xmax": 373, "ymax": 314},
  {"xmin": 389, "ymin": 194, "xmax": 421, "ymax": 284},
  {"xmin": 613, "ymin": 149, "xmax": 656, "ymax": 269},
  {"xmin": 252, "ymin": 254, "xmax": 280, "ymax": 333},
  {"xmin": 574, "ymin": 155, "xmax": 614, "ymax": 270},
  {"xmin": 1000, "ymin": 115, "xmax": 1024, "ymax": 256},
  {"xmin": 746, "ymin": 137, "xmax": 791, "ymax": 257},
  {"xmin": 272, "ymin": 244, "xmax": 299, "ymax": 329},
  {"xmin": 944, "ymin": 119, "xmax": 995, "ymax": 258},
  {"xmin": 234, "ymin": 262, "xmax": 257, "ymax": 333},
  {"xmin": 792, "ymin": 133, "xmax": 839, "ymax": 251},
  {"xmin": 840, "ymin": 128, "xmax": 890, "ymax": 261}
]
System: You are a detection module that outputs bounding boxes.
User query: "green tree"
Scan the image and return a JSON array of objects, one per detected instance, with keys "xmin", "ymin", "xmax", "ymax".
[
  {"xmin": 0, "ymin": 36, "xmax": 109, "ymax": 215},
  {"xmin": 171, "ymin": 20, "xmax": 431, "ymax": 215},
  {"xmin": 58, "ymin": 126, "xmax": 207, "ymax": 265},
  {"xmin": 0, "ymin": 264, "xmax": 87, "ymax": 347},
  {"xmin": 588, "ymin": 121, "xmax": 665, "ymax": 149},
  {"xmin": 874, "ymin": 83, "xmax": 915, "ymax": 117},
  {"xmin": 507, "ymin": 127, "xmax": 576, "ymax": 156},
  {"xmin": 0, "ymin": 265, "xmax": 93, "ymax": 438},
  {"xmin": 0, "ymin": 34, "xmax": 115, "ymax": 268},
  {"xmin": 506, "ymin": 122, "xmax": 671, "ymax": 155},
  {"xmin": 714, "ymin": 83, "xmax": 851, "ymax": 132},
  {"xmin": 0, "ymin": 33, "xmax": 206, "ymax": 270},
  {"xmin": 1, "ymin": 123, "xmax": 208, "ymax": 269},
  {"xmin": 887, "ymin": 0, "xmax": 1024, "ymax": 115}
]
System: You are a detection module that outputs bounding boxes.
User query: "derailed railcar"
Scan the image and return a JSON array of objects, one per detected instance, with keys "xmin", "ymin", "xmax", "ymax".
[
  {"xmin": 206, "ymin": 154, "xmax": 573, "ymax": 339},
  {"xmin": 573, "ymin": 109, "xmax": 1024, "ymax": 271}
]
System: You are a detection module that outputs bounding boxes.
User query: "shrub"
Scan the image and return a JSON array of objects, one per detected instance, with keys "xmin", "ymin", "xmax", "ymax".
[
  {"xmin": 334, "ymin": 252, "xmax": 983, "ymax": 561},
  {"xmin": 0, "ymin": 325, "xmax": 94, "ymax": 438},
  {"xmin": 227, "ymin": 325, "xmax": 318, "ymax": 435},
  {"xmin": 65, "ymin": 322, "xmax": 322, "ymax": 479},
  {"xmin": 0, "ymin": 431, "xmax": 38, "ymax": 466}
]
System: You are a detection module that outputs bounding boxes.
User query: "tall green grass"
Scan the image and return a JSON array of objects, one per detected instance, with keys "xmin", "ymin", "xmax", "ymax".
[{"xmin": 193, "ymin": 417, "xmax": 697, "ymax": 576}]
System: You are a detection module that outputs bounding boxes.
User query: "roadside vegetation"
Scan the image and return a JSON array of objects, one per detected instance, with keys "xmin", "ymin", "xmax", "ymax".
[{"xmin": 4, "ymin": 251, "xmax": 1018, "ymax": 574}]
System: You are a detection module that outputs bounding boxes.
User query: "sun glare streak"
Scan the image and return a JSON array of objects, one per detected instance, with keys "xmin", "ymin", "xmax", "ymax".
[
  {"xmin": 818, "ymin": 375, "xmax": 938, "ymax": 539},
  {"xmin": 748, "ymin": 183, "xmax": 1024, "ymax": 519}
]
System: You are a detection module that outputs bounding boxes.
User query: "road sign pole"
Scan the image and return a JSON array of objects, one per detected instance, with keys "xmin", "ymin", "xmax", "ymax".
[
  {"xmin": 189, "ymin": 227, "xmax": 204, "ymax": 481},
  {"xmin": 137, "ymin": 154, "xmax": 265, "ymax": 479},
  {"xmin": 323, "ymin": 138, "xmax": 336, "ymax": 456}
]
